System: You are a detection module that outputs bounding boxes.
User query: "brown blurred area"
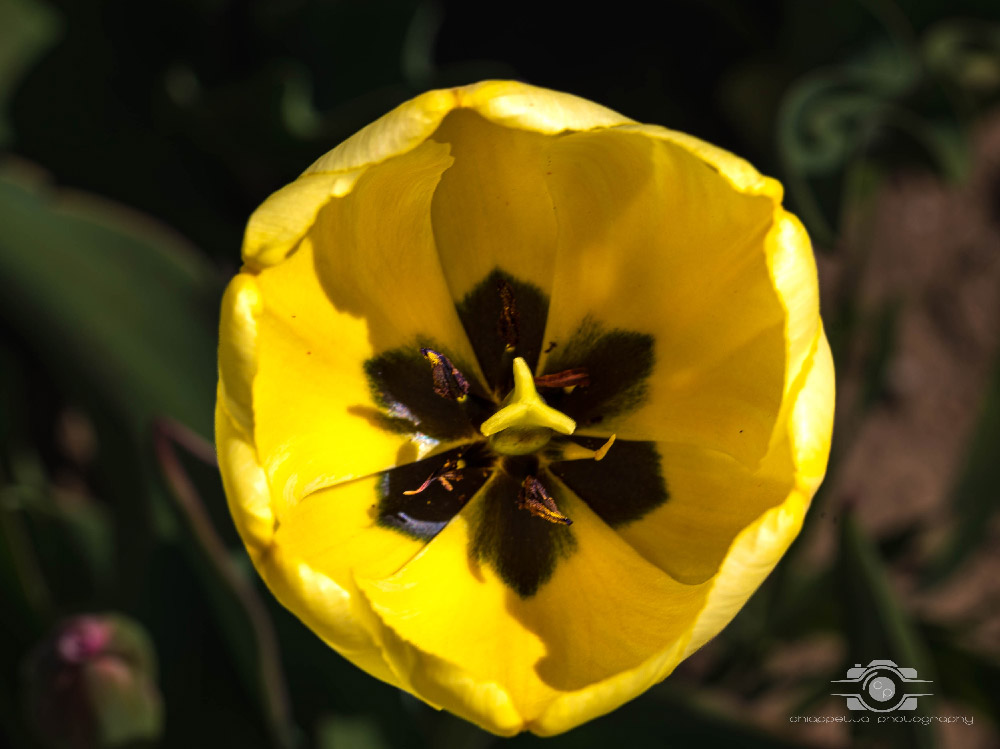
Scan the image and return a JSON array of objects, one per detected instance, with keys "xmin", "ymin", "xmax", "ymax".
[{"xmin": 675, "ymin": 109, "xmax": 1000, "ymax": 749}]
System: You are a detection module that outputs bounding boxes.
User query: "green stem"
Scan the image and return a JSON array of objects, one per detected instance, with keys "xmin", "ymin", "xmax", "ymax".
[{"xmin": 153, "ymin": 419, "xmax": 295, "ymax": 749}]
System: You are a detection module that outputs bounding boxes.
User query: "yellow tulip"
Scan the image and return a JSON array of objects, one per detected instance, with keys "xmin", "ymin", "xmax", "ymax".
[{"xmin": 216, "ymin": 80, "xmax": 835, "ymax": 736}]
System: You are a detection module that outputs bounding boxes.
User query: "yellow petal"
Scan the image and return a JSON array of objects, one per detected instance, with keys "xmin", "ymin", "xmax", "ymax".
[
  {"xmin": 539, "ymin": 128, "xmax": 785, "ymax": 466},
  {"xmin": 264, "ymin": 475, "xmax": 430, "ymax": 689},
  {"xmin": 614, "ymin": 321, "xmax": 831, "ymax": 591},
  {"xmin": 681, "ymin": 488, "xmax": 809, "ymax": 659},
  {"xmin": 250, "ymin": 140, "xmax": 478, "ymax": 517},
  {"xmin": 613, "ymin": 326, "xmax": 830, "ymax": 586},
  {"xmin": 245, "ymin": 80, "xmax": 631, "ymax": 271},
  {"xmin": 272, "ymin": 478, "xmax": 424, "ymax": 626},
  {"xmin": 305, "ymin": 81, "xmax": 631, "ymax": 178},
  {"xmin": 357, "ymin": 487, "xmax": 709, "ymax": 735},
  {"xmin": 305, "ymin": 89, "xmax": 458, "ymax": 176},
  {"xmin": 767, "ymin": 208, "xmax": 820, "ymax": 401},
  {"xmin": 218, "ymin": 273, "xmax": 262, "ymax": 437},
  {"xmin": 613, "ymin": 123, "xmax": 782, "ymax": 198},
  {"xmin": 682, "ymin": 325, "xmax": 834, "ymax": 658},
  {"xmin": 217, "ymin": 397, "xmax": 420, "ymax": 693},
  {"xmin": 216, "ymin": 381, "xmax": 414, "ymax": 690},
  {"xmin": 428, "ymin": 82, "xmax": 632, "ymax": 307},
  {"xmin": 242, "ymin": 171, "xmax": 367, "ymax": 269},
  {"xmin": 539, "ymin": 327, "xmax": 834, "ymax": 734},
  {"xmin": 429, "ymin": 108, "xmax": 558, "ymax": 305},
  {"xmin": 453, "ymin": 80, "xmax": 633, "ymax": 135},
  {"xmin": 615, "ymin": 441, "xmax": 794, "ymax": 585},
  {"xmin": 215, "ymin": 390, "xmax": 273, "ymax": 558},
  {"xmin": 790, "ymin": 327, "xmax": 835, "ymax": 491},
  {"xmin": 307, "ymin": 139, "xmax": 473, "ymax": 360}
]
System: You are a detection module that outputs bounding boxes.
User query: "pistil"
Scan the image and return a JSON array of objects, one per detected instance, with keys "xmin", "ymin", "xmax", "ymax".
[{"xmin": 480, "ymin": 357, "xmax": 576, "ymax": 456}]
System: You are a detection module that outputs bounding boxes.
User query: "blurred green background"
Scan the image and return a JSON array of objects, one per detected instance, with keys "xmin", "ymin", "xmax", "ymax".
[{"xmin": 2, "ymin": 0, "xmax": 999, "ymax": 747}]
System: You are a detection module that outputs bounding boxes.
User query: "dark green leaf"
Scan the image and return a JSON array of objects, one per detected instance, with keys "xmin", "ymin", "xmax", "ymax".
[
  {"xmin": 0, "ymin": 164, "xmax": 221, "ymax": 439},
  {"xmin": 837, "ymin": 513, "xmax": 936, "ymax": 749},
  {"xmin": 0, "ymin": 0, "xmax": 59, "ymax": 145}
]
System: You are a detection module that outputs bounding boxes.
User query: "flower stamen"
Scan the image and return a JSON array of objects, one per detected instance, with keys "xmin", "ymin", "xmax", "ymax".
[
  {"xmin": 402, "ymin": 457, "xmax": 468, "ymax": 496},
  {"xmin": 518, "ymin": 475, "xmax": 572, "ymax": 525},
  {"xmin": 545, "ymin": 434, "xmax": 617, "ymax": 462},
  {"xmin": 497, "ymin": 277, "xmax": 518, "ymax": 352},
  {"xmin": 421, "ymin": 348, "xmax": 470, "ymax": 401},
  {"xmin": 593, "ymin": 434, "xmax": 616, "ymax": 461},
  {"xmin": 533, "ymin": 368, "xmax": 590, "ymax": 390}
]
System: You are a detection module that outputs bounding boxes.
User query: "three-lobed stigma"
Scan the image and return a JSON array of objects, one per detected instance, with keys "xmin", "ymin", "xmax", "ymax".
[{"xmin": 480, "ymin": 357, "xmax": 576, "ymax": 454}]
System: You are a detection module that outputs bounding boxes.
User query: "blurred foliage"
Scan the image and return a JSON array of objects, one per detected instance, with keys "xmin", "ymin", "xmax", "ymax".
[
  {"xmin": 0, "ymin": 0, "xmax": 58, "ymax": 145},
  {"xmin": 1, "ymin": 0, "xmax": 999, "ymax": 747},
  {"xmin": 0, "ymin": 168, "xmax": 218, "ymax": 437}
]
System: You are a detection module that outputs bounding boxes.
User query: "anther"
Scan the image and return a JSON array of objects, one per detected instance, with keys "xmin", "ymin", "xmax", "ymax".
[
  {"xmin": 593, "ymin": 434, "xmax": 616, "ymax": 461},
  {"xmin": 546, "ymin": 434, "xmax": 617, "ymax": 462},
  {"xmin": 533, "ymin": 368, "xmax": 590, "ymax": 389},
  {"xmin": 518, "ymin": 476, "xmax": 572, "ymax": 525},
  {"xmin": 498, "ymin": 278, "xmax": 518, "ymax": 351},
  {"xmin": 403, "ymin": 458, "xmax": 465, "ymax": 496},
  {"xmin": 420, "ymin": 348, "xmax": 470, "ymax": 401}
]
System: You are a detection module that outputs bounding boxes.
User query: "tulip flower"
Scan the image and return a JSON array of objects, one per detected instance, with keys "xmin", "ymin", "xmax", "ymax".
[{"xmin": 216, "ymin": 80, "xmax": 834, "ymax": 735}]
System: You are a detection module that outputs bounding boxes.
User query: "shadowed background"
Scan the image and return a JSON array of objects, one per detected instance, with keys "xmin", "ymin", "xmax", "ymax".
[{"xmin": 1, "ymin": 0, "xmax": 999, "ymax": 747}]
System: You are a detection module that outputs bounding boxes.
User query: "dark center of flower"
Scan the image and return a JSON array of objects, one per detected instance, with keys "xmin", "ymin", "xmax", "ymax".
[{"xmin": 361, "ymin": 268, "xmax": 668, "ymax": 597}]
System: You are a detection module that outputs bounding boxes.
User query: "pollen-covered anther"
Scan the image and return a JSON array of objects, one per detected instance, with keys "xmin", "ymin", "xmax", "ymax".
[
  {"xmin": 518, "ymin": 475, "xmax": 572, "ymax": 525},
  {"xmin": 420, "ymin": 348, "xmax": 470, "ymax": 401},
  {"xmin": 480, "ymin": 357, "xmax": 576, "ymax": 456}
]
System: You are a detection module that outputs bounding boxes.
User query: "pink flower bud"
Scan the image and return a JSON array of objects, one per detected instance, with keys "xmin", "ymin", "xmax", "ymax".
[{"xmin": 23, "ymin": 614, "xmax": 163, "ymax": 749}]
